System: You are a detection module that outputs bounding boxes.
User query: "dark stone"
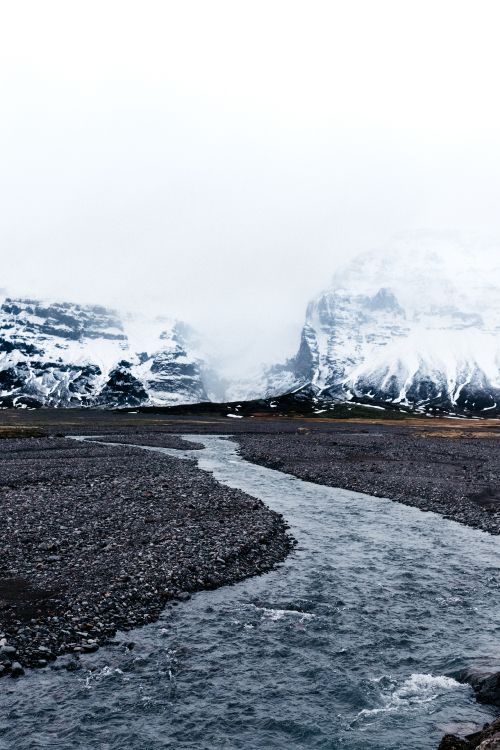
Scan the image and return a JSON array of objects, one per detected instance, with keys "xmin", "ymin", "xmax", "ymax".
[
  {"xmin": 82, "ymin": 643, "xmax": 98, "ymax": 653},
  {"xmin": 438, "ymin": 718, "xmax": 500, "ymax": 749},
  {"xmin": 457, "ymin": 668, "xmax": 500, "ymax": 706},
  {"xmin": 438, "ymin": 736, "xmax": 471, "ymax": 748},
  {"xmin": 10, "ymin": 661, "xmax": 25, "ymax": 677}
]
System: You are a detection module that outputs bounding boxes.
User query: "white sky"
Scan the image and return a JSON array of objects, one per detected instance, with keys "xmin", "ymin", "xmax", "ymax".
[{"xmin": 1, "ymin": 1, "xmax": 500, "ymax": 376}]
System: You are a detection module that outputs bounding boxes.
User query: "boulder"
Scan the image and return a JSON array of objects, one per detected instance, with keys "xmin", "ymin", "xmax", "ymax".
[
  {"xmin": 438, "ymin": 719, "xmax": 500, "ymax": 749},
  {"xmin": 458, "ymin": 668, "xmax": 500, "ymax": 707}
]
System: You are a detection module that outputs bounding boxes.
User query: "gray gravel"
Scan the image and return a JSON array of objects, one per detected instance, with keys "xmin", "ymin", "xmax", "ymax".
[
  {"xmin": 0, "ymin": 436, "xmax": 293, "ymax": 676},
  {"xmin": 236, "ymin": 428, "xmax": 500, "ymax": 534}
]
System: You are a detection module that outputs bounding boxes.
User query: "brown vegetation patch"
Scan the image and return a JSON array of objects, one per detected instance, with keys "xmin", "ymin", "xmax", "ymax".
[
  {"xmin": 0, "ymin": 426, "xmax": 46, "ymax": 439},
  {"xmin": 416, "ymin": 430, "xmax": 500, "ymax": 439}
]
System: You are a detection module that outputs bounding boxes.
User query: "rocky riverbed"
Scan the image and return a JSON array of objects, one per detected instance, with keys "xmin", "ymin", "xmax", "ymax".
[
  {"xmin": 3, "ymin": 412, "xmax": 500, "ymax": 748},
  {"xmin": 236, "ymin": 427, "xmax": 500, "ymax": 535},
  {"xmin": 0, "ymin": 435, "xmax": 293, "ymax": 676},
  {"xmin": 232, "ymin": 427, "xmax": 500, "ymax": 749}
]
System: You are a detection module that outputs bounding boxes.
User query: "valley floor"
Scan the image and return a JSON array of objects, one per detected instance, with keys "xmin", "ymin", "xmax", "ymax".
[
  {"xmin": 4, "ymin": 407, "xmax": 500, "ymax": 535},
  {"xmin": 2, "ymin": 408, "xmax": 500, "ymax": 677}
]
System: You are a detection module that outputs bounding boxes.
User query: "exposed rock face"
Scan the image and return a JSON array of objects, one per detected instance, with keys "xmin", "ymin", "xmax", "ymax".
[
  {"xmin": 254, "ymin": 235, "xmax": 500, "ymax": 415},
  {"xmin": 0, "ymin": 298, "xmax": 208, "ymax": 407},
  {"xmin": 96, "ymin": 361, "xmax": 149, "ymax": 408}
]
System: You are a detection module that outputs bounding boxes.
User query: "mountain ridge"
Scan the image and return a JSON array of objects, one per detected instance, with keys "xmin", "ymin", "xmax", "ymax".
[
  {"xmin": 3, "ymin": 236, "xmax": 500, "ymax": 414},
  {"xmin": 0, "ymin": 297, "xmax": 207, "ymax": 408}
]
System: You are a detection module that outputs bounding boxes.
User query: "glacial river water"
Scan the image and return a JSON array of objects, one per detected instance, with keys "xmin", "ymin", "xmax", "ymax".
[{"xmin": 1, "ymin": 435, "xmax": 500, "ymax": 750}]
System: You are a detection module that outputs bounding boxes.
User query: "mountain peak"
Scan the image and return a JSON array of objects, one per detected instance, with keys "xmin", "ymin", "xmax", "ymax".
[{"xmin": 253, "ymin": 238, "xmax": 500, "ymax": 415}]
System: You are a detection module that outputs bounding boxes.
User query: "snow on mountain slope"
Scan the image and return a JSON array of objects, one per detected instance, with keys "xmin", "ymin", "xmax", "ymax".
[
  {"xmin": 4, "ymin": 234, "xmax": 500, "ymax": 414},
  {"xmin": 0, "ymin": 298, "xmax": 208, "ymax": 407},
  {"xmin": 255, "ymin": 234, "xmax": 500, "ymax": 414}
]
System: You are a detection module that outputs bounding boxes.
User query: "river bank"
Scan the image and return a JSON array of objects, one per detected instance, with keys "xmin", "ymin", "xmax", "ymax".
[
  {"xmin": 0, "ymin": 435, "xmax": 293, "ymax": 676},
  {"xmin": 236, "ymin": 427, "xmax": 500, "ymax": 535}
]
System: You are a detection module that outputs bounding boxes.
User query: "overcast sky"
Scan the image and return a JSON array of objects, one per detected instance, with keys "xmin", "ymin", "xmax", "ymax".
[{"xmin": 1, "ymin": 1, "xmax": 500, "ymax": 376}]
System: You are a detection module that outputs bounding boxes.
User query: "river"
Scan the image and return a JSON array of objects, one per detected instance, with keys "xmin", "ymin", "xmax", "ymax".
[{"xmin": 1, "ymin": 434, "xmax": 499, "ymax": 749}]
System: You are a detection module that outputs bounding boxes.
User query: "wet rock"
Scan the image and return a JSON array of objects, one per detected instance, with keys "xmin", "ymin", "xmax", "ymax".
[
  {"xmin": 438, "ymin": 737, "xmax": 471, "ymax": 749},
  {"xmin": 438, "ymin": 718, "xmax": 500, "ymax": 749},
  {"xmin": 35, "ymin": 646, "xmax": 56, "ymax": 660},
  {"xmin": 479, "ymin": 739, "xmax": 500, "ymax": 749},
  {"xmin": 457, "ymin": 668, "xmax": 500, "ymax": 706},
  {"xmin": 81, "ymin": 643, "xmax": 99, "ymax": 653},
  {"xmin": 10, "ymin": 661, "xmax": 24, "ymax": 677}
]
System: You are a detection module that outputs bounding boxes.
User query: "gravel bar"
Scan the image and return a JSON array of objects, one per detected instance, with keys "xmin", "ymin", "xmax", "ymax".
[
  {"xmin": 0, "ymin": 436, "xmax": 293, "ymax": 677},
  {"xmin": 236, "ymin": 428, "xmax": 500, "ymax": 535}
]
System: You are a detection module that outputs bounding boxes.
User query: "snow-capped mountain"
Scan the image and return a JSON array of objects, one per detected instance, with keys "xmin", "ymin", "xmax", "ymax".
[
  {"xmin": 0, "ymin": 298, "xmax": 208, "ymax": 407},
  {"xmin": 253, "ymin": 234, "xmax": 500, "ymax": 414},
  {"xmin": 4, "ymin": 234, "xmax": 500, "ymax": 414}
]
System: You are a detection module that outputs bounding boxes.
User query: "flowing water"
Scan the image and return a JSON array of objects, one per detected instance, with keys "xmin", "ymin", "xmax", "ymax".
[{"xmin": 1, "ymin": 434, "xmax": 500, "ymax": 749}]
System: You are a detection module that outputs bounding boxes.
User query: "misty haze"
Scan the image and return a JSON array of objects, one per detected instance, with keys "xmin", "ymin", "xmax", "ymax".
[{"xmin": 2, "ymin": 3, "xmax": 500, "ymax": 750}]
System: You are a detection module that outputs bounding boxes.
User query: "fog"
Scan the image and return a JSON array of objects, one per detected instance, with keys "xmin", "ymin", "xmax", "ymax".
[{"xmin": 1, "ymin": 1, "xmax": 500, "ymax": 376}]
